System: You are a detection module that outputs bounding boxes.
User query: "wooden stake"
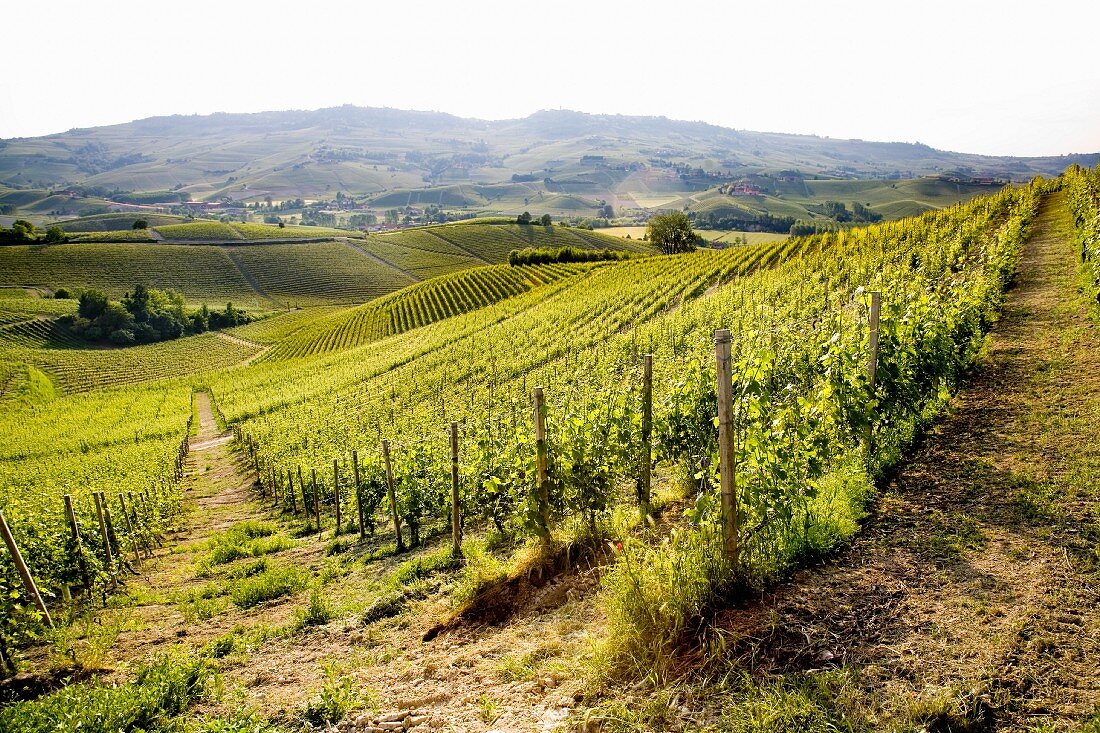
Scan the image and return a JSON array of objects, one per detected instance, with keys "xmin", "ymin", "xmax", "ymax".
[
  {"xmin": 332, "ymin": 459, "xmax": 342, "ymax": 535},
  {"xmin": 352, "ymin": 450, "xmax": 365, "ymax": 539},
  {"xmin": 0, "ymin": 510, "xmax": 52, "ymax": 629},
  {"xmin": 714, "ymin": 329, "xmax": 739, "ymax": 565},
  {"xmin": 297, "ymin": 465, "xmax": 307, "ymax": 516},
  {"xmin": 639, "ymin": 354, "xmax": 653, "ymax": 516},
  {"xmin": 288, "ymin": 469, "xmax": 298, "ymax": 514},
  {"xmin": 866, "ymin": 290, "xmax": 882, "ymax": 457},
  {"xmin": 450, "ymin": 421, "xmax": 462, "ymax": 557},
  {"xmin": 382, "ymin": 440, "xmax": 404, "ymax": 552},
  {"xmin": 311, "ymin": 468, "xmax": 321, "ymax": 535},
  {"xmin": 867, "ymin": 291, "xmax": 882, "ymax": 389},
  {"xmin": 533, "ymin": 387, "xmax": 550, "ymax": 539},
  {"xmin": 129, "ymin": 491, "xmax": 152, "ymax": 558},
  {"xmin": 63, "ymin": 495, "xmax": 90, "ymax": 590},
  {"xmin": 117, "ymin": 493, "xmax": 141, "ymax": 568},
  {"xmin": 93, "ymin": 492, "xmax": 115, "ymax": 570}
]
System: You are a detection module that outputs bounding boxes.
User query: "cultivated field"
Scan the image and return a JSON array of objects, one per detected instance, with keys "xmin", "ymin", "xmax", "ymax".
[{"xmin": 1, "ymin": 169, "xmax": 1099, "ymax": 733}]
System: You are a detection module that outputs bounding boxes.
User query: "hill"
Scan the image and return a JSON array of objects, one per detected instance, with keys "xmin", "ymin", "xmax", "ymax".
[{"xmin": 0, "ymin": 106, "xmax": 1092, "ymax": 215}]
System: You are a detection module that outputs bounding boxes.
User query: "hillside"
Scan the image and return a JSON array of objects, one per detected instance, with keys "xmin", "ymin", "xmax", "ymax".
[
  {"xmin": 0, "ymin": 106, "xmax": 1093, "ymax": 214},
  {"xmin": 2, "ymin": 173, "xmax": 1100, "ymax": 733}
]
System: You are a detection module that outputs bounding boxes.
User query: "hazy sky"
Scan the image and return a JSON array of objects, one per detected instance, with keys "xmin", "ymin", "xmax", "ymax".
[{"xmin": 2, "ymin": 0, "xmax": 1097, "ymax": 157}]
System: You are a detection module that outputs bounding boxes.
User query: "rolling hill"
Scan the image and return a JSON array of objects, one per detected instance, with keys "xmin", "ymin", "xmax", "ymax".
[{"xmin": 0, "ymin": 106, "xmax": 1093, "ymax": 211}]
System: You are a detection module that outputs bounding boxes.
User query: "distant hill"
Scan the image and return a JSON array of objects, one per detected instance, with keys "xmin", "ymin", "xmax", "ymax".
[{"xmin": 0, "ymin": 106, "xmax": 1093, "ymax": 210}]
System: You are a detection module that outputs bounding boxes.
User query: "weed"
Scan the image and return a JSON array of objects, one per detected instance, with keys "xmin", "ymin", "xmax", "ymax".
[
  {"xmin": 295, "ymin": 587, "xmax": 333, "ymax": 628},
  {"xmin": 302, "ymin": 661, "xmax": 374, "ymax": 726},
  {"xmin": 478, "ymin": 693, "xmax": 501, "ymax": 723},
  {"xmin": 229, "ymin": 564, "xmax": 308, "ymax": 609},
  {"xmin": 393, "ymin": 547, "xmax": 461, "ymax": 585}
]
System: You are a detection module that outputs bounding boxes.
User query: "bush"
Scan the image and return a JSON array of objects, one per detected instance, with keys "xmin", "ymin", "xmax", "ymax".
[{"xmin": 508, "ymin": 246, "xmax": 631, "ymax": 266}]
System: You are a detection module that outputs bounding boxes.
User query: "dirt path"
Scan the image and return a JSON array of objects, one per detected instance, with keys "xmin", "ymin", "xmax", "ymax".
[
  {"xmin": 341, "ymin": 237, "xmax": 423, "ymax": 282},
  {"xmin": 719, "ymin": 191, "xmax": 1100, "ymax": 730},
  {"xmin": 212, "ymin": 331, "xmax": 270, "ymax": 365},
  {"xmin": 221, "ymin": 247, "xmax": 283, "ymax": 308}
]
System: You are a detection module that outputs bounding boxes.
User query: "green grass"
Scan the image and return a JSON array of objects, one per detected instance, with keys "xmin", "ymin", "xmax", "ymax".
[
  {"xmin": 0, "ymin": 654, "xmax": 211, "ymax": 733},
  {"xmin": 229, "ymin": 563, "xmax": 309, "ymax": 608}
]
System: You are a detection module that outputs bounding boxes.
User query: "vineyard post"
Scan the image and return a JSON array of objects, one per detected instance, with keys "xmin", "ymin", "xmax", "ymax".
[
  {"xmin": 128, "ymin": 491, "xmax": 152, "ymax": 557},
  {"xmin": 332, "ymin": 459, "xmax": 342, "ymax": 535},
  {"xmin": 865, "ymin": 290, "xmax": 882, "ymax": 456},
  {"xmin": 450, "ymin": 421, "xmax": 462, "ymax": 558},
  {"xmin": 0, "ymin": 510, "xmax": 53, "ymax": 629},
  {"xmin": 382, "ymin": 440, "xmax": 404, "ymax": 552},
  {"xmin": 287, "ymin": 469, "xmax": 298, "ymax": 514},
  {"xmin": 352, "ymin": 450, "xmax": 365, "ymax": 539},
  {"xmin": 63, "ymin": 495, "xmax": 90, "ymax": 589},
  {"xmin": 533, "ymin": 387, "xmax": 550, "ymax": 539},
  {"xmin": 270, "ymin": 467, "xmax": 278, "ymax": 507},
  {"xmin": 102, "ymin": 498, "xmax": 121, "ymax": 570},
  {"xmin": 93, "ymin": 492, "xmax": 115, "ymax": 571},
  {"xmin": 117, "ymin": 493, "xmax": 141, "ymax": 568},
  {"xmin": 311, "ymin": 468, "xmax": 321, "ymax": 535},
  {"xmin": 639, "ymin": 354, "xmax": 653, "ymax": 517},
  {"xmin": 297, "ymin": 465, "xmax": 307, "ymax": 517},
  {"xmin": 714, "ymin": 329, "xmax": 739, "ymax": 566}
]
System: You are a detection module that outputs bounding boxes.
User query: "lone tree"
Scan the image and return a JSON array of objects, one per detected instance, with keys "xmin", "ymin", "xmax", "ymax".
[
  {"xmin": 132, "ymin": 219, "xmax": 148, "ymax": 230},
  {"xmin": 647, "ymin": 211, "xmax": 697, "ymax": 255}
]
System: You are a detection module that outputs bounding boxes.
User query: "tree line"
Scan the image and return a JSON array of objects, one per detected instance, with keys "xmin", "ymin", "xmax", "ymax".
[{"xmin": 61, "ymin": 285, "xmax": 252, "ymax": 345}]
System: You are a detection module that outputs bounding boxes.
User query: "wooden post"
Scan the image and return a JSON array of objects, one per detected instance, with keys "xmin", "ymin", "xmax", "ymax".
[
  {"xmin": 128, "ymin": 491, "xmax": 152, "ymax": 558},
  {"xmin": 714, "ymin": 329, "xmax": 739, "ymax": 566},
  {"xmin": 93, "ymin": 492, "xmax": 114, "ymax": 569},
  {"xmin": 867, "ymin": 291, "xmax": 881, "ymax": 389},
  {"xmin": 102, "ymin": 498, "xmax": 120, "ymax": 568},
  {"xmin": 117, "ymin": 493, "xmax": 141, "ymax": 568},
  {"xmin": 382, "ymin": 440, "xmax": 404, "ymax": 552},
  {"xmin": 865, "ymin": 290, "xmax": 882, "ymax": 457},
  {"xmin": 533, "ymin": 387, "xmax": 550, "ymax": 539},
  {"xmin": 63, "ymin": 495, "xmax": 90, "ymax": 589},
  {"xmin": 297, "ymin": 465, "xmax": 307, "ymax": 516},
  {"xmin": 0, "ymin": 510, "xmax": 52, "ymax": 629},
  {"xmin": 311, "ymin": 468, "xmax": 321, "ymax": 535},
  {"xmin": 288, "ymin": 469, "xmax": 298, "ymax": 514},
  {"xmin": 352, "ymin": 450, "xmax": 365, "ymax": 539},
  {"xmin": 639, "ymin": 354, "xmax": 653, "ymax": 516},
  {"xmin": 450, "ymin": 421, "xmax": 462, "ymax": 557},
  {"xmin": 332, "ymin": 459, "xmax": 342, "ymax": 535}
]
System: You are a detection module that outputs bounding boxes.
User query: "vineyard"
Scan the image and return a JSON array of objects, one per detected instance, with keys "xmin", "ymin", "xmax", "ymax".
[
  {"xmin": 181, "ymin": 179, "xmax": 1039, "ymax": 629},
  {"xmin": 3, "ymin": 173, "xmax": 1099, "ymax": 731},
  {"xmin": 1066, "ymin": 164, "xmax": 1100, "ymax": 304},
  {"xmin": 379, "ymin": 222, "xmax": 648, "ymax": 265},
  {"xmin": 0, "ymin": 244, "xmax": 264, "ymax": 307},
  {"xmin": 224, "ymin": 242, "xmax": 415, "ymax": 307},
  {"xmin": 260, "ymin": 263, "xmax": 590, "ymax": 360}
]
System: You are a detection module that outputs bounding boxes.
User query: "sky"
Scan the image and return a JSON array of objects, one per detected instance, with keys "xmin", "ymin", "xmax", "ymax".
[{"xmin": 2, "ymin": 0, "xmax": 1098, "ymax": 157}]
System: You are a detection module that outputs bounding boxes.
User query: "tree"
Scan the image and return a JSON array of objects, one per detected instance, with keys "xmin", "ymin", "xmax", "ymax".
[
  {"xmin": 516, "ymin": 211, "xmax": 533, "ymax": 225},
  {"xmin": 44, "ymin": 226, "xmax": 66, "ymax": 243},
  {"xmin": 132, "ymin": 219, "xmax": 148, "ymax": 230},
  {"xmin": 539, "ymin": 214, "xmax": 552, "ymax": 226},
  {"xmin": 646, "ymin": 211, "xmax": 697, "ymax": 255}
]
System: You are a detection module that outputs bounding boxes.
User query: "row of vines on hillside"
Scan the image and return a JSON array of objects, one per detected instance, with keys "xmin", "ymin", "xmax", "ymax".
[{"xmin": 225, "ymin": 182, "xmax": 1043, "ymax": 593}]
